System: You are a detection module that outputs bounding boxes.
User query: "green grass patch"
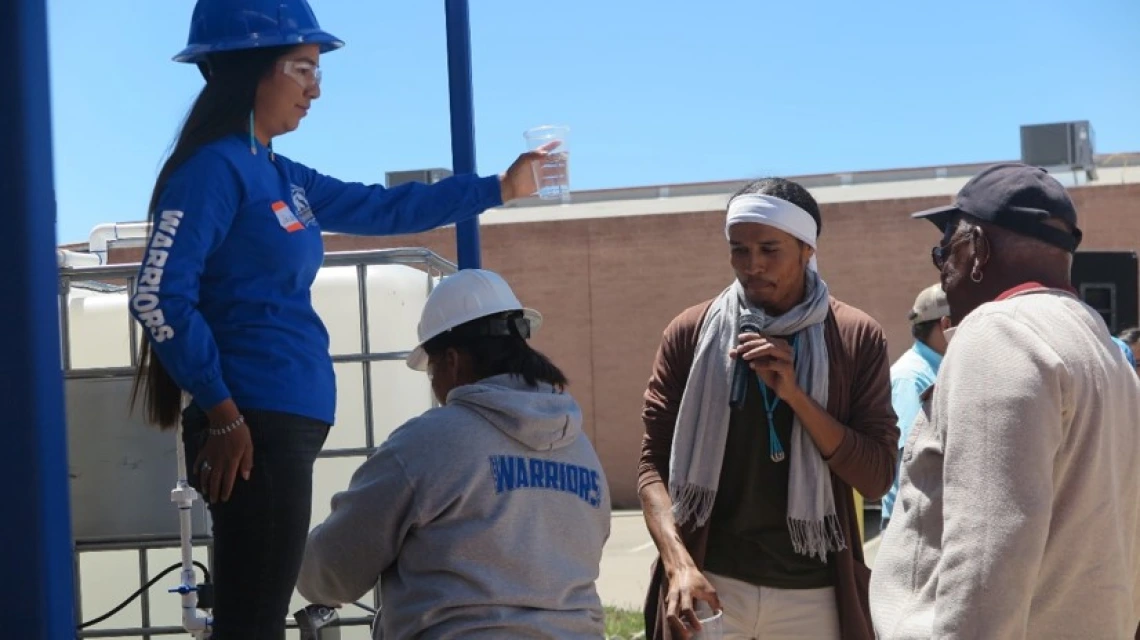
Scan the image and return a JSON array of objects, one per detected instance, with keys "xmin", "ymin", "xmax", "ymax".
[{"xmin": 605, "ymin": 605, "xmax": 645, "ymax": 639}]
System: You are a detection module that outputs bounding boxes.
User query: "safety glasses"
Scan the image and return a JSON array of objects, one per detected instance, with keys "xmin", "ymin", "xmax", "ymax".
[{"xmin": 282, "ymin": 60, "xmax": 322, "ymax": 90}]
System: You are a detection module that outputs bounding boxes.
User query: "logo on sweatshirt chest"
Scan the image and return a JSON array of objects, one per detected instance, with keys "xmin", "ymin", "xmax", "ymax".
[{"xmin": 291, "ymin": 185, "xmax": 315, "ymax": 226}]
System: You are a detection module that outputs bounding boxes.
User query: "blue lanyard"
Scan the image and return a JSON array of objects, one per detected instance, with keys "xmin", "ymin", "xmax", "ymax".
[{"xmin": 758, "ymin": 333, "xmax": 799, "ymax": 463}]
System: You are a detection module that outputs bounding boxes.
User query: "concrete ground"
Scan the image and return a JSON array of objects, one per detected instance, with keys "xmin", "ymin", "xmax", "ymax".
[
  {"xmin": 596, "ymin": 510, "xmax": 885, "ymax": 612},
  {"xmin": 597, "ymin": 511, "xmax": 657, "ymax": 610}
]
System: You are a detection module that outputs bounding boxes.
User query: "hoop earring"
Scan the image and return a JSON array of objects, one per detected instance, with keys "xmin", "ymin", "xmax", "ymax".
[{"xmin": 970, "ymin": 261, "xmax": 984, "ymax": 283}]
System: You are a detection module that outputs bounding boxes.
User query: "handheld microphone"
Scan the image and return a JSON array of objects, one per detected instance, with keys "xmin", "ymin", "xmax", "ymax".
[{"xmin": 729, "ymin": 311, "xmax": 765, "ymax": 410}]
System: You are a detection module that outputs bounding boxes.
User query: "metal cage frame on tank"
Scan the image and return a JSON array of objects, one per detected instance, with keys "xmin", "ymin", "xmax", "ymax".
[{"xmin": 62, "ymin": 248, "xmax": 456, "ymax": 638}]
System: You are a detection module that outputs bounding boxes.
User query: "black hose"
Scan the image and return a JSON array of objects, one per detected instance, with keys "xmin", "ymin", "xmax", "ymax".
[
  {"xmin": 77, "ymin": 561, "xmax": 211, "ymax": 630},
  {"xmin": 77, "ymin": 560, "xmax": 377, "ymax": 630}
]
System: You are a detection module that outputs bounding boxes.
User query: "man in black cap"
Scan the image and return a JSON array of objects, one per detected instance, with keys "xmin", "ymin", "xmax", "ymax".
[{"xmin": 868, "ymin": 163, "xmax": 1140, "ymax": 638}]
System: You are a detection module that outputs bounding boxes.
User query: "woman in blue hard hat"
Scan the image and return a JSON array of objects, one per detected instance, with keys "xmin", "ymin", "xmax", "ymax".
[{"xmin": 127, "ymin": 0, "xmax": 552, "ymax": 637}]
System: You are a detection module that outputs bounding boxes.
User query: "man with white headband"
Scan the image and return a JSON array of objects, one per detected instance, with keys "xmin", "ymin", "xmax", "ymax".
[{"xmin": 638, "ymin": 178, "xmax": 898, "ymax": 639}]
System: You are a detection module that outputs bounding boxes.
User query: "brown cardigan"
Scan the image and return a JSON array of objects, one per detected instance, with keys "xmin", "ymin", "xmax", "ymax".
[{"xmin": 638, "ymin": 296, "xmax": 900, "ymax": 640}]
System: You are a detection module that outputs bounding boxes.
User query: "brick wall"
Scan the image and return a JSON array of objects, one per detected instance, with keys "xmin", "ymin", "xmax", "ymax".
[{"xmin": 106, "ymin": 182, "xmax": 1140, "ymax": 507}]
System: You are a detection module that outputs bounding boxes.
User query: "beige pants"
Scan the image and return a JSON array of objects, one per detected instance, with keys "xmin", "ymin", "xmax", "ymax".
[{"xmin": 705, "ymin": 571, "xmax": 841, "ymax": 640}]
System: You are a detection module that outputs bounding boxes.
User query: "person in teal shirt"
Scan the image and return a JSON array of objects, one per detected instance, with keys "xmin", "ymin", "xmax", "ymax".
[
  {"xmin": 1114, "ymin": 329, "xmax": 1138, "ymax": 369},
  {"xmin": 880, "ymin": 284, "xmax": 951, "ymax": 529}
]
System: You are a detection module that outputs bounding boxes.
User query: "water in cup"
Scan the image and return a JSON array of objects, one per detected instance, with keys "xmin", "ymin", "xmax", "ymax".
[{"xmin": 524, "ymin": 124, "xmax": 570, "ymax": 200}]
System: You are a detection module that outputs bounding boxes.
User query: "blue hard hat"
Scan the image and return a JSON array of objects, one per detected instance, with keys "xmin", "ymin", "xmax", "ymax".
[{"xmin": 173, "ymin": 0, "xmax": 344, "ymax": 64}]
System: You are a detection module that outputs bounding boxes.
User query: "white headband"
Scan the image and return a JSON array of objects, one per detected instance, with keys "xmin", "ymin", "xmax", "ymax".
[{"xmin": 725, "ymin": 194, "xmax": 820, "ymax": 271}]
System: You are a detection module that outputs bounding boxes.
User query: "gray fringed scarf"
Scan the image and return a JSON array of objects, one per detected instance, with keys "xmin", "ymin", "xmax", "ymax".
[{"xmin": 668, "ymin": 270, "xmax": 845, "ymax": 561}]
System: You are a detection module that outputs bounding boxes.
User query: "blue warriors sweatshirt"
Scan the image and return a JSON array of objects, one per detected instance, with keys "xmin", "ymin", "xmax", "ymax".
[{"xmin": 128, "ymin": 134, "xmax": 503, "ymax": 425}]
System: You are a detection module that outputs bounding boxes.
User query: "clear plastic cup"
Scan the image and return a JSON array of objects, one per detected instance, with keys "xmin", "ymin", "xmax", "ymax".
[
  {"xmin": 523, "ymin": 124, "xmax": 570, "ymax": 200},
  {"xmin": 689, "ymin": 607, "xmax": 723, "ymax": 639}
]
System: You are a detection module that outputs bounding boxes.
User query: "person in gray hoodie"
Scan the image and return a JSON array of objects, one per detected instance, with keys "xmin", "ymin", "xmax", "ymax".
[{"xmin": 296, "ymin": 268, "xmax": 611, "ymax": 639}]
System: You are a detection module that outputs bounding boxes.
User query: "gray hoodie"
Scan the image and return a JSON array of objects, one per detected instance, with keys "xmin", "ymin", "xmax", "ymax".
[{"xmin": 297, "ymin": 374, "xmax": 611, "ymax": 639}]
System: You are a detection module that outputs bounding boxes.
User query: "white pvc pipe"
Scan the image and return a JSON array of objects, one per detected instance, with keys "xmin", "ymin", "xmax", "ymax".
[
  {"xmin": 88, "ymin": 222, "xmax": 151, "ymax": 265},
  {"xmin": 172, "ymin": 425, "xmax": 212, "ymax": 637},
  {"xmin": 56, "ymin": 249, "xmax": 101, "ymax": 268}
]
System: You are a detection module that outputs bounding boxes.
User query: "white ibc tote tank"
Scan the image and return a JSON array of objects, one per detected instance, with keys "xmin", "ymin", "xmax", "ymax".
[
  {"xmin": 65, "ymin": 259, "xmax": 440, "ymax": 638},
  {"xmin": 65, "ymin": 263, "xmax": 436, "ymax": 441},
  {"xmin": 309, "ymin": 263, "xmax": 437, "ymax": 450},
  {"xmin": 65, "ymin": 282, "xmax": 133, "ymax": 369}
]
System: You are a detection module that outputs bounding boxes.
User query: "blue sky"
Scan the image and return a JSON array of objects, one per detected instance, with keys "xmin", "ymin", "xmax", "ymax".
[{"xmin": 47, "ymin": 0, "xmax": 1139, "ymax": 243}]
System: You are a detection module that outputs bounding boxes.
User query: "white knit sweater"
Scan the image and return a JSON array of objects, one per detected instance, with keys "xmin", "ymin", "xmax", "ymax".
[{"xmin": 870, "ymin": 286, "xmax": 1140, "ymax": 639}]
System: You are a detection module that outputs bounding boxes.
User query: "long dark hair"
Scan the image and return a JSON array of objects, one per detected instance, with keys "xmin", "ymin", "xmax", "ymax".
[
  {"xmin": 130, "ymin": 47, "xmax": 288, "ymax": 429},
  {"xmin": 422, "ymin": 311, "xmax": 569, "ymax": 390}
]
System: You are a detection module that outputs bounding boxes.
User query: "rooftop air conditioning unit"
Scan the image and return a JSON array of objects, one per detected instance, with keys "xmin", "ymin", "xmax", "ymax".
[
  {"xmin": 385, "ymin": 168, "xmax": 454, "ymax": 188},
  {"xmin": 1019, "ymin": 120, "xmax": 1097, "ymax": 181}
]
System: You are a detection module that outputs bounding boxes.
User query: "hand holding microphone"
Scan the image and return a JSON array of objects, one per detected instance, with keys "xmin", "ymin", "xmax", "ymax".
[
  {"xmin": 730, "ymin": 312, "xmax": 800, "ymax": 404},
  {"xmin": 729, "ymin": 311, "xmax": 764, "ymax": 409}
]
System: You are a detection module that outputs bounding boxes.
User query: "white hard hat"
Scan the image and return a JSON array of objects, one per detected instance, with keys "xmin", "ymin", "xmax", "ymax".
[{"xmin": 406, "ymin": 269, "xmax": 542, "ymax": 371}]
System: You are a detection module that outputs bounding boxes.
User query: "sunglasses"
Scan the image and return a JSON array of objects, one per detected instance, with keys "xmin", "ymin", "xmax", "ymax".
[{"xmin": 931, "ymin": 226, "xmax": 974, "ymax": 269}]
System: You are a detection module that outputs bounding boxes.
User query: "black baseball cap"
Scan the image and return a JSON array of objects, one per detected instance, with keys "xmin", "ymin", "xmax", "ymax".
[{"xmin": 912, "ymin": 162, "xmax": 1083, "ymax": 252}]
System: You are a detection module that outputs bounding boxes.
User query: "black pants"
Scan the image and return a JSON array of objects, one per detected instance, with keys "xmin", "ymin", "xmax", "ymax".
[{"xmin": 183, "ymin": 405, "xmax": 330, "ymax": 640}]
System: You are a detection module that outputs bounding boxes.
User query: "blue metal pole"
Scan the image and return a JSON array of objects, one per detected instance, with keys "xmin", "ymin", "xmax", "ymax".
[
  {"xmin": 444, "ymin": 0, "xmax": 482, "ymax": 270},
  {"xmin": 0, "ymin": 0, "xmax": 77, "ymax": 638}
]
